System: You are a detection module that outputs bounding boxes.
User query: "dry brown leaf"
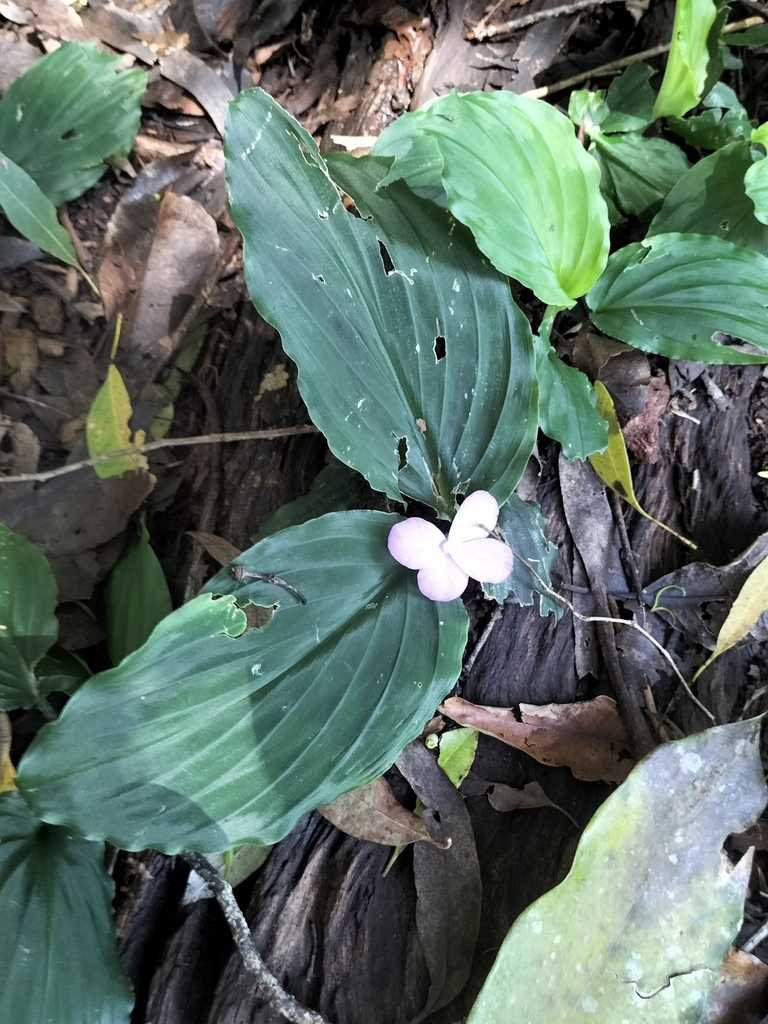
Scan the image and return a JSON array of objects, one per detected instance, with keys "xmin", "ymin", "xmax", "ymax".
[
  {"xmin": 622, "ymin": 371, "xmax": 670, "ymax": 465},
  {"xmin": 487, "ymin": 781, "xmax": 579, "ymax": 827},
  {"xmin": 187, "ymin": 531, "xmax": 242, "ymax": 567},
  {"xmin": 318, "ymin": 776, "xmax": 449, "ymax": 849},
  {"xmin": 700, "ymin": 946, "xmax": 768, "ymax": 1024},
  {"xmin": 440, "ymin": 694, "xmax": 633, "ymax": 783},
  {"xmin": 5, "ymin": 327, "xmax": 38, "ymax": 394},
  {"xmin": 133, "ymin": 134, "xmax": 198, "ymax": 161},
  {"xmin": 0, "ymin": 710, "xmax": 16, "ymax": 793}
]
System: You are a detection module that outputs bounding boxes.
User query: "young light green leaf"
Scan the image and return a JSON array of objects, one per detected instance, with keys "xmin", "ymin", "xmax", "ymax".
[
  {"xmin": 468, "ymin": 719, "xmax": 766, "ymax": 1024},
  {"xmin": 17, "ymin": 512, "xmax": 468, "ymax": 854},
  {"xmin": 437, "ymin": 727, "xmax": 478, "ymax": 790},
  {"xmin": 86, "ymin": 365, "xmax": 147, "ymax": 479},
  {"xmin": 648, "ymin": 142, "xmax": 768, "ymax": 256},
  {"xmin": 0, "ymin": 42, "xmax": 145, "ymax": 206},
  {"xmin": 591, "ymin": 133, "xmax": 690, "ymax": 219},
  {"xmin": 0, "ymin": 152, "xmax": 81, "ymax": 269},
  {"xmin": 534, "ymin": 333, "xmax": 608, "ymax": 460},
  {"xmin": 694, "ymin": 553, "xmax": 768, "ymax": 679},
  {"xmin": 484, "ymin": 491, "xmax": 562, "ymax": 618},
  {"xmin": 104, "ymin": 517, "xmax": 173, "ymax": 666},
  {"xmin": 373, "ymin": 90, "xmax": 610, "ymax": 306},
  {"xmin": 226, "ymin": 89, "xmax": 538, "ymax": 515},
  {"xmin": 653, "ymin": 0, "xmax": 721, "ymax": 118},
  {"xmin": 0, "ymin": 790, "xmax": 134, "ymax": 1024},
  {"xmin": 589, "ymin": 382, "xmax": 696, "ymax": 549},
  {"xmin": 0, "ymin": 523, "xmax": 58, "ymax": 711},
  {"xmin": 587, "ymin": 233, "xmax": 768, "ymax": 364}
]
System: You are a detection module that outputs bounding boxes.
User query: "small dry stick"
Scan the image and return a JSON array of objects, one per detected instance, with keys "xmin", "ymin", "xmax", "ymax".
[
  {"xmin": 463, "ymin": 603, "xmax": 504, "ymax": 676},
  {"xmin": 0, "ymin": 425, "xmax": 320, "ymax": 486},
  {"xmin": 521, "ymin": 17, "xmax": 765, "ymax": 98},
  {"xmin": 59, "ymin": 206, "xmax": 93, "ymax": 272},
  {"xmin": 468, "ymin": 0, "xmax": 625, "ymax": 40},
  {"xmin": 180, "ymin": 852, "xmax": 331, "ymax": 1024}
]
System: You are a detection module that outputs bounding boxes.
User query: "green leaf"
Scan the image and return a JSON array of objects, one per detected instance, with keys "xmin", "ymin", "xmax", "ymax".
[
  {"xmin": 373, "ymin": 90, "xmax": 610, "ymax": 306},
  {"xmin": 648, "ymin": 142, "xmax": 768, "ymax": 256},
  {"xmin": 252, "ymin": 462, "xmax": 369, "ymax": 543},
  {"xmin": 568, "ymin": 88, "xmax": 610, "ymax": 135},
  {"xmin": 0, "ymin": 151, "xmax": 81, "ymax": 269},
  {"xmin": 587, "ymin": 232, "xmax": 768, "ymax": 364},
  {"xmin": 744, "ymin": 133, "xmax": 768, "ymax": 225},
  {"xmin": 533, "ymin": 332, "xmax": 608, "ymax": 460},
  {"xmin": 17, "ymin": 512, "xmax": 468, "ymax": 853},
  {"xmin": 35, "ymin": 646, "xmax": 90, "ymax": 696},
  {"xmin": 438, "ymin": 727, "xmax": 478, "ymax": 789},
  {"xmin": 0, "ymin": 524, "xmax": 58, "ymax": 710},
  {"xmin": 226, "ymin": 90, "xmax": 538, "ymax": 515},
  {"xmin": 601, "ymin": 62, "xmax": 656, "ymax": 134},
  {"xmin": 667, "ymin": 81, "xmax": 753, "ymax": 150},
  {"xmin": 0, "ymin": 789, "xmax": 134, "ymax": 1024},
  {"xmin": 467, "ymin": 719, "xmax": 766, "ymax": 1024},
  {"xmin": 654, "ymin": 0, "xmax": 721, "ymax": 118},
  {"xmin": 484, "ymin": 491, "xmax": 563, "ymax": 617},
  {"xmin": 694, "ymin": 553, "xmax": 768, "ymax": 679},
  {"xmin": 86, "ymin": 365, "xmax": 147, "ymax": 479},
  {"xmin": 104, "ymin": 517, "xmax": 173, "ymax": 665},
  {"xmin": 591, "ymin": 133, "xmax": 691, "ymax": 219},
  {"xmin": 0, "ymin": 42, "xmax": 145, "ymax": 206},
  {"xmin": 723, "ymin": 23, "xmax": 768, "ymax": 45}
]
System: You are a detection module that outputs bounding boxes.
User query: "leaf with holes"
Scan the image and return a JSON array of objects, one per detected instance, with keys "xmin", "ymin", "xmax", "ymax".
[
  {"xmin": 17, "ymin": 512, "xmax": 468, "ymax": 853},
  {"xmin": 373, "ymin": 90, "xmax": 609, "ymax": 306},
  {"xmin": 226, "ymin": 90, "xmax": 537, "ymax": 515}
]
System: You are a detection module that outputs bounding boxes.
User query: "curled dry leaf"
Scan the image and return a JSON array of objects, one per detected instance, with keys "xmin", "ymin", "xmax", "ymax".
[
  {"xmin": 440, "ymin": 694, "xmax": 633, "ymax": 783},
  {"xmin": 186, "ymin": 531, "xmax": 242, "ymax": 568},
  {"xmin": 317, "ymin": 775, "xmax": 449, "ymax": 849},
  {"xmin": 487, "ymin": 780, "xmax": 579, "ymax": 827}
]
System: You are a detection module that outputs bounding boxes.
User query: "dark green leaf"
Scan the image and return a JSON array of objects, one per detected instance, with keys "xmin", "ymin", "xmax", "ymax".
[
  {"xmin": 648, "ymin": 142, "xmax": 768, "ymax": 255},
  {"xmin": 373, "ymin": 90, "xmax": 609, "ymax": 306},
  {"xmin": 0, "ymin": 523, "xmax": 58, "ymax": 710},
  {"xmin": 484, "ymin": 492, "xmax": 562, "ymax": 618},
  {"xmin": 0, "ymin": 789, "xmax": 134, "ymax": 1024},
  {"xmin": 17, "ymin": 512, "xmax": 468, "ymax": 853},
  {"xmin": 725, "ymin": 24, "xmax": 768, "ymax": 45},
  {"xmin": 744, "ymin": 147, "xmax": 768, "ymax": 226},
  {"xmin": 533, "ymin": 333, "xmax": 608, "ymax": 459},
  {"xmin": 0, "ymin": 42, "xmax": 145, "ymax": 206},
  {"xmin": 0, "ymin": 151, "xmax": 81, "ymax": 268},
  {"xmin": 587, "ymin": 232, "xmax": 768, "ymax": 363},
  {"xmin": 667, "ymin": 82, "xmax": 753, "ymax": 150},
  {"xmin": 601, "ymin": 62, "xmax": 656, "ymax": 134},
  {"xmin": 104, "ymin": 517, "xmax": 173, "ymax": 665},
  {"xmin": 35, "ymin": 646, "xmax": 90, "ymax": 696},
  {"xmin": 591, "ymin": 133, "xmax": 690, "ymax": 219},
  {"xmin": 226, "ymin": 90, "xmax": 538, "ymax": 515},
  {"xmin": 253, "ymin": 462, "xmax": 370, "ymax": 543}
]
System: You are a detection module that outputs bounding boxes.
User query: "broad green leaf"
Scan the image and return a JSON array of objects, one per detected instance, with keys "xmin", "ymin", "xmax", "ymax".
[
  {"xmin": 17, "ymin": 512, "xmax": 468, "ymax": 853},
  {"xmin": 723, "ymin": 23, "xmax": 768, "ymax": 45},
  {"xmin": 587, "ymin": 233, "xmax": 768, "ymax": 364},
  {"xmin": 468, "ymin": 719, "xmax": 766, "ymax": 1024},
  {"xmin": 104, "ymin": 517, "xmax": 173, "ymax": 665},
  {"xmin": 648, "ymin": 142, "xmax": 768, "ymax": 256},
  {"xmin": 533, "ymin": 332, "xmax": 608, "ymax": 460},
  {"xmin": 667, "ymin": 81, "xmax": 753, "ymax": 150},
  {"xmin": 373, "ymin": 90, "xmax": 610, "ymax": 306},
  {"xmin": 589, "ymin": 382, "xmax": 696, "ymax": 549},
  {"xmin": 484, "ymin": 491, "xmax": 563, "ymax": 617},
  {"xmin": 0, "ymin": 790, "xmax": 134, "ymax": 1024},
  {"xmin": 438, "ymin": 727, "xmax": 478, "ymax": 789},
  {"xmin": 226, "ymin": 90, "xmax": 538, "ymax": 515},
  {"xmin": 0, "ymin": 151, "xmax": 81, "ymax": 269},
  {"xmin": 591, "ymin": 133, "xmax": 690, "ymax": 219},
  {"xmin": 0, "ymin": 523, "xmax": 58, "ymax": 710},
  {"xmin": 252, "ymin": 462, "xmax": 369, "ymax": 543},
  {"xmin": 601, "ymin": 62, "xmax": 656, "ymax": 134},
  {"xmin": 86, "ymin": 364, "xmax": 147, "ymax": 479},
  {"xmin": 654, "ymin": 0, "xmax": 720, "ymax": 118},
  {"xmin": 0, "ymin": 42, "xmax": 145, "ymax": 206},
  {"xmin": 694, "ymin": 553, "xmax": 768, "ymax": 679},
  {"xmin": 744, "ymin": 125, "xmax": 768, "ymax": 225}
]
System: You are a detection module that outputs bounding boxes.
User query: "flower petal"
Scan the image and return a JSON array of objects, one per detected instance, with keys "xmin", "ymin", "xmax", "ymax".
[
  {"xmin": 447, "ymin": 536, "xmax": 514, "ymax": 584},
  {"xmin": 417, "ymin": 556, "xmax": 469, "ymax": 602},
  {"xmin": 388, "ymin": 518, "xmax": 445, "ymax": 570},
  {"xmin": 449, "ymin": 490, "xmax": 500, "ymax": 544}
]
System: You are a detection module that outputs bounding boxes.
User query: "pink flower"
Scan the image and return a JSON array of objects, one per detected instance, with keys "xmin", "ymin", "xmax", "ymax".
[{"xmin": 387, "ymin": 490, "xmax": 514, "ymax": 602}]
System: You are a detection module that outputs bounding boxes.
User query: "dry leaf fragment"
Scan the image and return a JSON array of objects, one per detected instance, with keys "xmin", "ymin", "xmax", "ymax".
[
  {"xmin": 487, "ymin": 780, "xmax": 579, "ymax": 827},
  {"xmin": 4, "ymin": 328, "xmax": 38, "ymax": 394},
  {"xmin": 440, "ymin": 694, "xmax": 633, "ymax": 783},
  {"xmin": 700, "ymin": 946, "xmax": 768, "ymax": 1024},
  {"xmin": 0, "ymin": 711, "xmax": 16, "ymax": 793},
  {"xmin": 318, "ymin": 775, "xmax": 449, "ymax": 849},
  {"xmin": 187, "ymin": 531, "xmax": 242, "ymax": 567}
]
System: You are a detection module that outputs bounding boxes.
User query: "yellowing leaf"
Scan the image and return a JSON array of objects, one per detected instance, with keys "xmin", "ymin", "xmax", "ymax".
[
  {"xmin": 694, "ymin": 554, "xmax": 768, "ymax": 680},
  {"xmin": 86, "ymin": 364, "xmax": 147, "ymax": 479},
  {"xmin": 438, "ymin": 727, "xmax": 478, "ymax": 789},
  {"xmin": 589, "ymin": 380, "xmax": 696, "ymax": 549},
  {"xmin": 0, "ymin": 710, "xmax": 16, "ymax": 792}
]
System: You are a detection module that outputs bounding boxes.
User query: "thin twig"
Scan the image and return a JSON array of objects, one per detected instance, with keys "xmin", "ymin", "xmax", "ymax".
[
  {"xmin": 468, "ymin": 0, "xmax": 625, "ymax": 40},
  {"xmin": 59, "ymin": 205, "xmax": 93, "ymax": 272},
  {"xmin": 0, "ymin": 426, "xmax": 320, "ymax": 485},
  {"xmin": 463, "ymin": 603, "xmax": 504, "ymax": 676},
  {"xmin": 180, "ymin": 852, "xmax": 331, "ymax": 1024},
  {"xmin": 515, "ymin": 553, "xmax": 716, "ymax": 724},
  {"xmin": 608, "ymin": 489, "xmax": 645, "ymax": 621},
  {"xmin": 521, "ymin": 17, "xmax": 765, "ymax": 98}
]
